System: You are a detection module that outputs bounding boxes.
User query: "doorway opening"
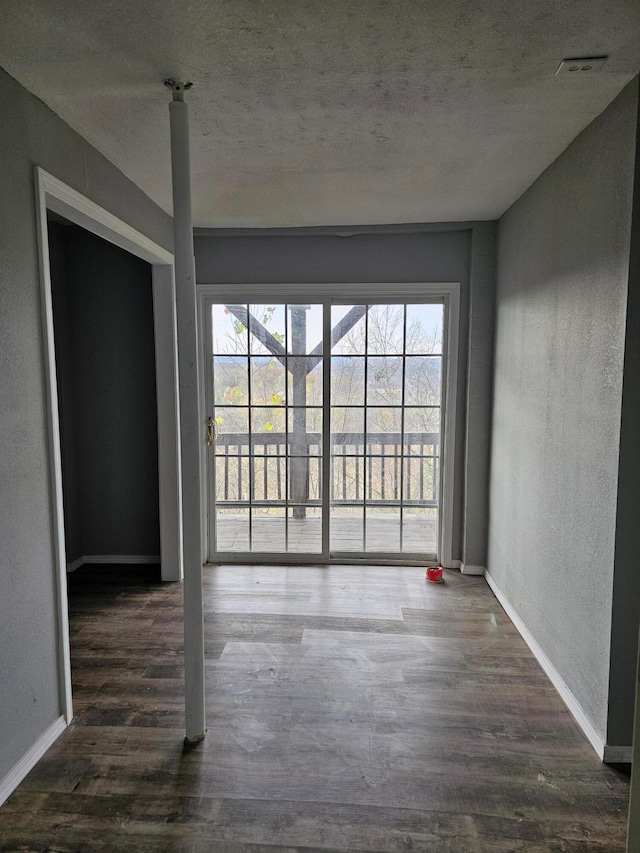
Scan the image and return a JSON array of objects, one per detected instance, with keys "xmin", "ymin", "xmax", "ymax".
[
  {"xmin": 35, "ymin": 168, "xmax": 181, "ymax": 724},
  {"xmin": 48, "ymin": 213, "xmax": 161, "ymax": 570}
]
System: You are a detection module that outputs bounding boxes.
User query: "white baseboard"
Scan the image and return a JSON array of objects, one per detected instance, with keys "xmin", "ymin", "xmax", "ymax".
[
  {"xmin": 485, "ymin": 570, "xmax": 606, "ymax": 760},
  {"xmin": 460, "ymin": 562, "xmax": 485, "ymax": 575},
  {"xmin": 66, "ymin": 554, "xmax": 160, "ymax": 572},
  {"xmin": 0, "ymin": 715, "xmax": 67, "ymax": 807},
  {"xmin": 444, "ymin": 559, "xmax": 461, "ymax": 570},
  {"xmin": 603, "ymin": 744, "xmax": 633, "ymax": 764}
]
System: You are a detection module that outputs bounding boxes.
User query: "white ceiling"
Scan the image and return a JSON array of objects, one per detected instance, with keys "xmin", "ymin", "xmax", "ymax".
[{"xmin": 1, "ymin": 0, "xmax": 639, "ymax": 227}]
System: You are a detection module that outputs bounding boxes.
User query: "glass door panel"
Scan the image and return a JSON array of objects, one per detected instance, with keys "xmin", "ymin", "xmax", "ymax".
[
  {"xmin": 210, "ymin": 302, "xmax": 323, "ymax": 556},
  {"xmin": 329, "ymin": 302, "xmax": 443, "ymax": 558}
]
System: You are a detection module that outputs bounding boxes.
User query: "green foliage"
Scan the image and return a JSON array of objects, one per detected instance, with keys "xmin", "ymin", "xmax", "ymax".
[
  {"xmin": 260, "ymin": 306, "xmax": 276, "ymax": 324},
  {"xmin": 222, "ymin": 385, "xmax": 245, "ymax": 404}
]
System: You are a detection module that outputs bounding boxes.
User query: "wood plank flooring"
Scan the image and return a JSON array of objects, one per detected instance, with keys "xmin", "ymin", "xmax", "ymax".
[{"xmin": 0, "ymin": 564, "xmax": 630, "ymax": 852}]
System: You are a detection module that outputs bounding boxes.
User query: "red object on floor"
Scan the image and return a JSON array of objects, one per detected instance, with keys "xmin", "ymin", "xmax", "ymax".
[{"xmin": 426, "ymin": 566, "xmax": 444, "ymax": 583}]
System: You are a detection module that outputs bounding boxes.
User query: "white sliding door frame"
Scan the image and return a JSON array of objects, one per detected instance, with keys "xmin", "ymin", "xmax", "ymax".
[
  {"xmin": 197, "ymin": 282, "xmax": 460, "ymax": 568},
  {"xmin": 35, "ymin": 167, "xmax": 183, "ymax": 724}
]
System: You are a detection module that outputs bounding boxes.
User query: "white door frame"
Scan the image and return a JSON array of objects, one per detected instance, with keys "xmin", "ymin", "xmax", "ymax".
[
  {"xmin": 197, "ymin": 282, "xmax": 460, "ymax": 568},
  {"xmin": 34, "ymin": 167, "xmax": 183, "ymax": 723}
]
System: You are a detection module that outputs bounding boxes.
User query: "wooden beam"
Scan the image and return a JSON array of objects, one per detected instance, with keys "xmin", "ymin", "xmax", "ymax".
[
  {"xmin": 226, "ymin": 304, "xmax": 368, "ymax": 374},
  {"xmin": 306, "ymin": 305, "xmax": 368, "ymax": 371}
]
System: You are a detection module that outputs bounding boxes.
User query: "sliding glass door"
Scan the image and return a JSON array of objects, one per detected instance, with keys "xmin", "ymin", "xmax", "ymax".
[{"xmin": 204, "ymin": 294, "xmax": 446, "ymax": 563}]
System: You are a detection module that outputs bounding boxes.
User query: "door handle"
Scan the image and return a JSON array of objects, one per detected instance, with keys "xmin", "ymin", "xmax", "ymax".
[{"xmin": 206, "ymin": 416, "xmax": 216, "ymax": 447}]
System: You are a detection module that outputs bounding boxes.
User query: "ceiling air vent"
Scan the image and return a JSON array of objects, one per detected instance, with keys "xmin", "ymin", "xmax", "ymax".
[{"xmin": 555, "ymin": 57, "xmax": 608, "ymax": 76}]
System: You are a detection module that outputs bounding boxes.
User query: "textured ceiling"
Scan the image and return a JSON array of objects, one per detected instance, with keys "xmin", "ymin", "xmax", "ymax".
[{"xmin": 1, "ymin": 0, "xmax": 639, "ymax": 226}]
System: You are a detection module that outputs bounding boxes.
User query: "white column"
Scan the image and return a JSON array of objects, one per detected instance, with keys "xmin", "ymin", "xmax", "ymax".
[{"xmin": 166, "ymin": 80, "xmax": 206, "ymax": 743}]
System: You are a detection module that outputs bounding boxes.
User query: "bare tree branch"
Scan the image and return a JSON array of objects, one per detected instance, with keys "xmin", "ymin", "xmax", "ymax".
[
  {"xmin": 306, "ymin": 305, "xmax": 368, "ymax": 371},
  {"xmin": 225, "ymin": 305, "xmax": 287, "ymax": 367}
]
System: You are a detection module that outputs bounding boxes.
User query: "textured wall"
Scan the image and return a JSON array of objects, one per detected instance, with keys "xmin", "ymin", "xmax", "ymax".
[
  {"xmin": 195, "ymin": 224, "xmax": 495, "ymax": 566},
  {"xmin": 608, "ymin": 92, "xmax": 640, "ymax": 748},
  {"xmin": 0, "ymin": 67, "xmax": 172, "ymax": 785},
  {"xmin": 49, "ymin": 221, "xmax": 160, "ymax": 561},
  {"xmin": 488, "ymin": 79, "xmax": 638, "ymax": 742}
]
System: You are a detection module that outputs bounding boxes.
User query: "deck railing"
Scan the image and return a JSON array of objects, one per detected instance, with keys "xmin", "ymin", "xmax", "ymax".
[{"xmin": 215, "ymin": 432, "xmax": 439, "ymax": 508}]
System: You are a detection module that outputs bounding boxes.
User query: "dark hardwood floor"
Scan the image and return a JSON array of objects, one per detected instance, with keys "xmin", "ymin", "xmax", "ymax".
[{"xmin": 0, "ymin": 563, "xmax": 630, "ymax": 852}]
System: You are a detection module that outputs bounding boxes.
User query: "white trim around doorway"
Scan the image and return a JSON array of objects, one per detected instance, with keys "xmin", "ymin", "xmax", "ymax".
[
  {"xmin": 34, "ymin": 167, "xmax": 183, "ymax": 727},
  {"xmin": 196, "ymin": 282, "xmax": 460, "ymax": 567}
]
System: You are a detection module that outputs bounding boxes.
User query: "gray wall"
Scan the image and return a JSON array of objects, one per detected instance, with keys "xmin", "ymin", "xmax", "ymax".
[
  {"xmin": 49, "ymin": 220, "xmax": 160, "ymax": 563},
  {"xmin": 608, "ymin": 94, "xmax": 640, "ymax": 749},
  {"xmin": 195, "ymin": 224, "xmax": 495, "ymax": 566},
  {"xmin": 0, "ymin": 66, "xmax": 172, "ymax": 785},
  {"xmin": 488, "ymin": 79, "xmax": 639, "ymax": 743},
  {"xmin": 464, "ymin": 223, "xmax": 496, "ymax": 570}
]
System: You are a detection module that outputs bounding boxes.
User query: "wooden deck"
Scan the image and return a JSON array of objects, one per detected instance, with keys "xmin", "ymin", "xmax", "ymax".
[
  {"xmin": 215, "ymin": 512, "xmax": 437, "ymax": 554},
  {"xmin": 0, "ymin": 563, "xmax": 629, "ymax": 850}
]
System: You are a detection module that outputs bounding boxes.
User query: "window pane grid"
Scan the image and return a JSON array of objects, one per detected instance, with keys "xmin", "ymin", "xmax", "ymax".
[
  {"xmin": 212, "ymin": 300, "xmax": 443, "ymax": 558},
  {"xmin": 329, "ymin": 301, "xmax": 443, "ymax": 557},
  {"xmin": 213, "ymin": 302, "xmax": 328, "ymax": 554}
]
